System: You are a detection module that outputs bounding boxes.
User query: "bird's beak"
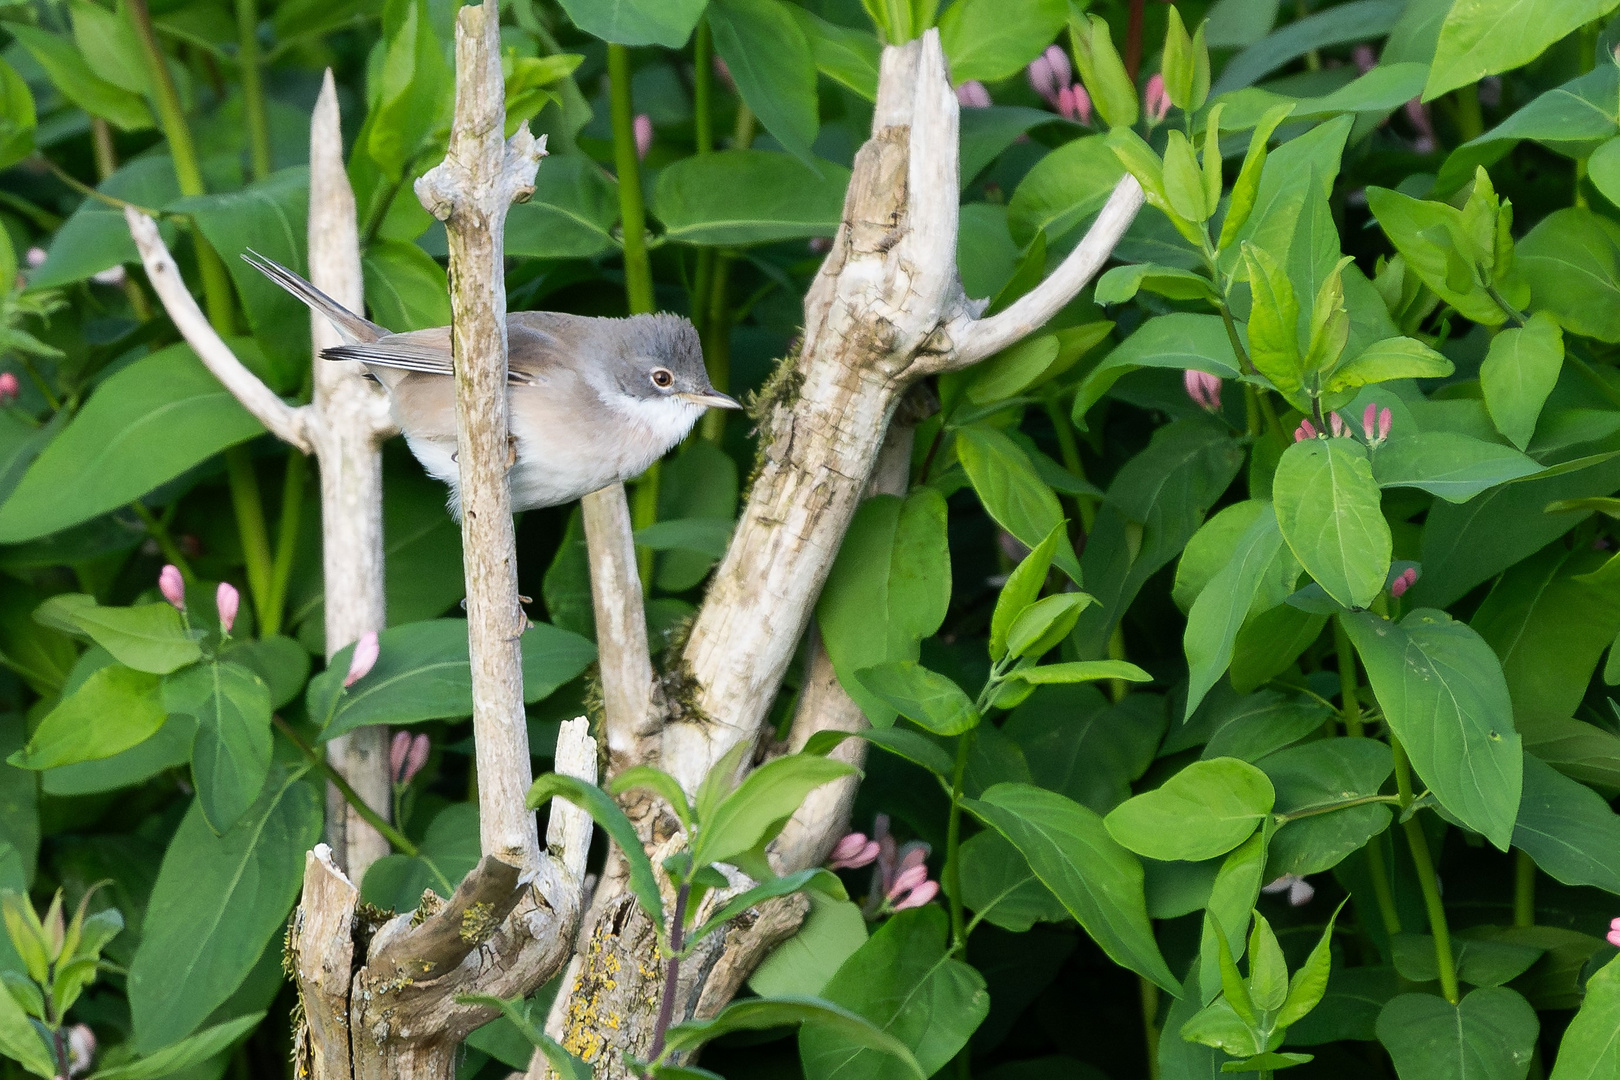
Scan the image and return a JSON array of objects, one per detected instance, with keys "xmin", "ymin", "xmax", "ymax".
[{"xmin": 680, "ymin": 390, "xmax": 744, "ymax": 410}]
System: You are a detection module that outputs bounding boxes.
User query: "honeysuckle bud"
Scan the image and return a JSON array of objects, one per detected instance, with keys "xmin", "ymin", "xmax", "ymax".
[
  {"xmin": 1294, "ymin": 419, "xmax": 1318, "ymax": 442},
  {"xmin": 1608, "ymin": 916, "xmax": 1620, "ymax": 948},
  {"xmin": 892, "ymin": 880, "xmax": 939, "ymax": 910},
  {"xmin": 1144, "ymin": 73, "xmax": 1171, "ymax": 123},
  {"xmin": 405, "ymin": 733, "xmax": 429, "ymax": 783},
  {"xmin": 828, "ymin": 832, "xmax": 881, "ymax": 870},
  {"xmin": 1183, "ymin": 369, "xmax": 1221, "ymax": 412},
  {"xmin": 25, "ymin": 247, "xmax": 45, "ymax": 268},
  {"xmin": 956, "ymin": 80, "xmax": 991, "ymax": 108},
  {"xmin": 389, "ymin": 730, "xmax": 411, "ymax": 781},
  {"xmin": 634, "ymin": 114, "xmax": 653, "ymax": 160},
  {"xmin": 1262, "ymin": 874, "xmax": 1315, "ymax": 906},
  {"xmin": 1065, "ymin": 84, "xmax": 1093, "ymax": 124},
  {"xmin": 0, "ymin": 372, "xmax": 19, "ymax": 404},
  {"xmin": 159, "ymin": 564, "xmax": 186, "ymax": 610},
  {"xmin": 391, "ymin": 731, "xmax": 429, "ymax": 784},
  {"xmin": 1329, "ymin": 411, "xmax": 1346, "ymax": 438},
  {"xmin": 1027, "ymin": 45, "xmax": 1065, "ymax": 106},
  {"xmin": 345, "ymin": 631, "xmax": 379, "ymax": 687},
  {"xmin": 888, "ymin": 863, "xmax": 928, "ymax": 900},
  {"xmin": 1379, "ymin": 407, "xmax": 1393, "ymax": 442},
  {"xmin": 1041, "ymin": 44, "xmax": 1070, "ymax": 93},
  {"xmin": 1391, "ymin": 567, "xmax": 1417, "ymax": 598},
  {"xmin": 215, "ymin": 582, "xmax": 239, "ymax": 634},
  {"xmin": 713, "ymin": 55, "xmax": 735, "ymax": 92},
  {"xmin": 66, "ymin": 1025, "xmax": 95, "ymax": 1077}
]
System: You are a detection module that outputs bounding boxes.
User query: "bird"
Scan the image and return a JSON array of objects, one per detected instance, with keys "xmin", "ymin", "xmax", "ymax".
[{"xmin": 243, "ymin": 251, "xmax": 741, "ymax": 515}]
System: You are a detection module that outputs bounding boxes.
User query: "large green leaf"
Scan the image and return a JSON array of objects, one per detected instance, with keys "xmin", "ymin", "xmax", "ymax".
[
  {"xmin": 1341, "ymin": 609, "xmax": 1521, "ymax": 849},
  {"xmin": 1002, "ymin": 686, "xmax": 1164, "ymax": 814},
  {"xmin": 8, "ymin": 23, "xmax": 152, "ymax": 131},
  {"xmin": 554, "ymin": 0, "xmax": 707, "ymax": 48},
  {"xmin": 1548, "ymin": 955, "xmax": 1620, "ymax": 1080},
  {"xmin": 127, "ymin": 767, "xmax": 321, "ymax": 1051},
  {"xmin": 1481, "ymin": 313, "xmax": 1563, "ymax": 451},
  {"xmin": 1104, "ymin": 758, "xmax": 1275, "ymax": 862},
  {"xmin": 1518, "ymin": 208, "xmax": 1620, "ymax": 344},
  {"xmin": 1183, "ymin": 505, "xmax": 1286, "ymax": 717},
  {"xmin": 1512, "ymin": 756, "xmax": 1620, "ymax": 895},
  {"xmin": 71, "ymin": 602, "xmax": 201, "ymax": 675},
  {"xmin": 0, "ymin": 948, "xmax": 53, "ymax": 1075},
  {"xmin": 361, "ymin": 802, "xmax": 479, "ymax": 910},
  {"xmin": 1375, "ymin": 988, "xmax": 1538, "ymax": 1080},
  {"xmin": 506, "ymin": 154, "xmax": 619, "ymax": 259},
  {"xmin": 34, "ymin": 156, "xmax": 179, "ymax": 288},
  {"xmin": 1425, "ymin": 0, "xmax": 1619, "ymax": 101},
  {"xmin": 528, "ymin": 774, "xmax": 662, "ymax": 927},
  {"xmin": 750, "ymin": 894, "xmax": 869, "ymax": 998},
  {"xmin": 10, "ymin": 666, "xmax": 164, "ymax": 770},
  {"xmin": 1073, "ymin": 313, "xmax": 1240, "ymax": 424},
  {"xmin": 1371, "ymin": 432, "xmax": 1542, "ymax": 504},
  {"xmin": 677, "ymin": 996, "xmax": 923, "ymax": 1078},
  {"xmin": 692, "ymin": 753, "xmax": 858, "ymax": 867},
  {"xmin": 88, "ymin": 1013, "xmax": 264, "ymax": 1080},
  {"xmin": 854, "ymin": 662, "xmax": 978, "ymax": 736},
  {"xmin": 1007, "ymin": 135, "xmax": 1127, "ymax": 246},
  {"xmin": 165, "ymin": 661, "xmax": 273, "ymax": 835},
  {"xmin": 654, "ymin": 150, "xmax": 850, "ymax": 245},
  {"xmin": 799, "ymin": 906, "xmax": 987, "ymax": 1080},
  {"xmin": 955, "ymin": 426, "xmax": 1081, "ymax": 582},
  {"xmin": 1209, "ymin": 0, "xmax": 1403, "ymax": 95},
  {"xmin": 708, "ymin": 0, "xmax": 818, "ymax": 164},
  {"xmin": 965, "ymin": 782, "xmax": 1180, "ymax": 994},
  {"xmin": 1274, "ymin": 438, "xmax": 1391, "ymax": 610},
  {"xmin": 362, "ymin": 239, "xmax": 451, "ymax": 331},
  {"xmin": 818, "ymin": 490, "xmax": 950, "ymax": 726},
  {"xmin": 938, "ymin": 0, "xmax": 1065, "ymax": 82},
  {"xmin": 1261, "ymin": 738, "xmax": 1394, "ymax": 877},
  {"xmin": 0, "ymin": 344, "xmax": 265, "ymax": 543},
  {"xmin": 1438, "ymin": 67, "xmax": 1620, "ymax": 194}
]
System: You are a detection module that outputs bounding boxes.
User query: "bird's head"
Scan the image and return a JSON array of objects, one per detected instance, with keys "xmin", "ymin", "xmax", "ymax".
[{"xmin": 613, "ymin": 313, "xmax": 741, "ymax": 412}]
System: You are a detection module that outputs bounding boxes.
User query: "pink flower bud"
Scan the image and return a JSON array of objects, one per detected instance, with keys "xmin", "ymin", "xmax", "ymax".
[
  {"xmin": 0, "ymin": 372, "xmax": 19, "ymax": 404},
  {"xmin": 1379, "ymin": 407, "xmax": 1393, "ymax": 443},
  {"xmin": 1183, "ymin": 369, "xmax": 1221, "ymax": 412},
  {"xmin": 1391, "ymin": 567, "xmax": 1417, "ymax": 599},
  {"xmin": 1608, "ymin": 916, "xmax": 1620, "ymax": 948},
  {"xmin": 1070, "ymin": 83, "xmax": 1093, "ymax": 125},
  {"xmin": 1027, "ymin": 52, "xmax": 1059, "ymax": 105},
  {"xmin": 390, "ymin": 730, "xmax": 411, "ymax": 782},
  {"xmin": 955, "ymin": 80, "xmax": 991, "ymax": 109},
  {"xmin": 24, "ymin": 247, "xmax": 45, "ymax": 268},
  {"xmin": 892, "ymin": 879, "xmax": 939, "ymax": 910},
  {"xmin": 403, "ymin": 733, "xmax": 430, "ymax": 784},
  {"xmin": 831, "ymin": 832, "xmax": 869, "ymax": 862},
  {"xmin": 897, "ymin": 844, "xmax": 928, "ymax": 875},
  {"xmin": 345, "ymin": 631, "xmax": 379, "ymax": 687},
  {"xmin": 159, "ymin": 564, "xmax": 186, "ymax": 610},
  {"xmin": 888, "ymin": 864, "xmax": 928, "ymax": 900},
  {"xmin": 1329, "ymin": 412, "xmax": 1346, "ymax": 438},
  {"xmin": 712, "ymin": 55, "xmax": 735, "ymax": 93},
  {"xmin": 1042, "ymin": 45, "xmax": 1071, "ymax": 91},
  {"xmin": 1294, "ymin": 419, "xmax": 1318, "ymax": 442},
  {"xmin": 1145, "ymin": 73, "xmax": 1171, "ymax": 122},
  {"xmin": 633, "ymin": 114, "xmax": 653, "ymax": 161},
  {"xmin": 215, "ymin": 582, "xmax": 239, "ymax": 634},
  {"xmin": 1362, "ymin": 402, "xmax": 1379, "ymax": 442},
  {"xmin": 829, "ymin": 832, "xmax": 880, "ymax": 870}
]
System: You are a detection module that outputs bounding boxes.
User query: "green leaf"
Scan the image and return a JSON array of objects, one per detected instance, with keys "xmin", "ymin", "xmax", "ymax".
[
  {"xmin": 1070, "ymin": 13, "xmax": 1138, "ymax": 127},
  {"xmin": 1326, "ymin": 336, "xmax": 1454, "ymax": 392},
  {"xmin": 1004, "ymin": 593, "xmax": 1091, "ymax": 661},
  {"xmin": 1548, "ymin": 954, "xmax": 1620, "ymax": 1080},
  {"xmin": 0, "ymin": 344, "xmax": 265, "ymax": 543},
  {"xmin": 529, "ymin": 774, "xmax": 662, "ymax": 926},
  {"xmin": 938, "ymin": 0, "xmax": 1066, "ymax": 83},
  {"xmin": 1425, "ymin": 0, "xmax": 1616, "ymax": 101},
  {"xmin": 1587, "ymin": 134, "xmax": 1620, "ymax": 211},
  {"xmin": 0, "ymin": 954, "xmax": 53, "ymax": 1075},
  {"xmin": 689, "ymin": 868, "xmax": 846, "ymax": 949},
  {"xmin": 989, "ymin": 522, "xmax": 1065, "ymax": 662},
  {"xmin": 362, "ymin": 239, "xmax": 451, "ymax": 331},
  {"xmin": 1365, "ymin": 186, "xmax": 1504, "ymax": 326},
  {"xmin": 1438, "ymin": 68, "xmax": 1620, "ymax": 196},
  {"xmin": 1375, "ymin": 989, "xmax": 1538, "ymax": 1080},
  {"xmin": 634, "ymin": 518, "xmax": 733, "ymax": 558},
  {"xmin": 364, "ymin": 0, "xmax": 448, "ymax": 180},
  {"xmin": 798, "ymin": 906, "xmax": 987, "ymax": 1080},
  {"xmin": 1481, "ymin": 313, "xmax": 1563, "ymax": 450},
  {"xmin": 1208, "ymin": 1, "xmax": 1404, "ymax": 95},
  {"xmin": 11, "ymin": 666, "xmax": 164, "ymax": 770},
  {"xmin": 654, "ymin": 150, "xmax": 851, "ymax": 245},
  {"xmin": 608, "ymin": 765, "xmax": 693, "ymax": 833},
  {"xmin": 1372, "ymin": 432, "xmax": 1543, "ymax": 504},
  {"xmin": 506, "ymin": 155, "xmax": 619, "ymax": 259},
  {"xmin": 1512, "ymin": 755, "xmax": 1620, "ymax": 895},
  {"xmin": 1003, "ymin": 660, "xmax": 1152, "ymax": 686},
  {"xmin": 1073, "ymin": 314, "xmax": 1241, "ymax": 427},
  {"xmin": 750, "ymin": 894, "xmax": 868, "ymax": 998},
  {"xmin": 964, "ymin": 334, "xmax": 1070, "ymax": 404},
  {"xmin": 1518, "ymin": 208, "xmax": 1620, "ymax": 344},
  {"xmin": 1273, "ymin": 438, "xmax": 1391, "ymax": 610},
  {"xmin": 314, "ymin": 619, "xmax": 595, "ymax": 739},
  {"xmin": 7, "ymin": 24, "xmax": 152, "ymax": 131},
  {"xmin": 128, "ymin": 768, "xmax": 321, "ymax": 1051},
  {"xmin": 965, "ymin": 783, "xmax": 1180, "ymax": 993},
  {"xmin": 1341, "ymin": 609, "xmax": 1521, "ymax": 850},
  {"xmin": 1278, "ymin": 902, "xmax": 1346, "ymax": 1027},
  {"xmin": 1163, "ymin": 131, "xmax": 1209, "ymax": 224},
  {"xmin": 89, "ymin": 1013, "xmax": 263, "ymax": 1080},
  {"xmin": 792, "ymin": 8, "xmax": 880, "ymax": 100},
  {"xmin": 1094, "ymin": 264, "xmax": 1219, "ymax": 305},
  {"xmin": 708, "ymin": 0, "xmax": 819, "ymax": 164},
  {"xmin": 693, "ymin": 753, "xmax": 858, "ymax": 868},
  {"xmin": 1199, "ymin": 828, "xmax": 1272, "ymax": 1007},
  {"xmin": 854, "ymin": 662, "xmax": 979, "ymax": 736},
  {"xmin": 454, "ymin": 994, "xmax": 591, "ymax": 1080},
  {"xmin": 1007, "ymin": 135, "xmax": 1127, "ymax": 247},
  {"xmin": 1247, "ymin": 910, "xmax": 1289, "ymax": 1010},
  {"xmin": 1219, "ymin": 103, "xmax": 1296, "ymax": 250},
  {"xmin": 359, "ymin": 802, "xmax": 478, "ymax": 910},
  {"xmin": 0, "ymin": 59, "xmax": 35, "ymax": 173},
  {"xmin": 1392, "ymin": 933, "xmax": 1544, "ymax": 988},
  {"xmin": 955, "ymin": 427, "xmax": 1081, "ymax": 582},
  {"xmin": 71, "ymin": 603, "xmax": 201, "ymax": 675},
  {"xmin": 1184, "ymin": 505, "xmax": 1286, "ymax": 717},
  {"xmin": 818, "ymin": 490, "xmax": 951, "ymax": 726},
  {"xmin": 1104, "ymin": 758, "xmax": 1275, "ymax": 862},
  {"xmin": 555, "ymin": 0, "xmax": 707, "ymax": 48},
  {"xmin": 1262, "ymin": 737, "xmax": 1394, "ymax": 876},
  {"xmin": 956, "ymin": 828, "xmax": 1067, "ymax": 933},
  {"xmin": 1243, "ymin": 243, "xmax": 1304, "ymax": 394},
  {"xmin": 165, "ymin": 661, "xmax": 272, "ymax": 835}
]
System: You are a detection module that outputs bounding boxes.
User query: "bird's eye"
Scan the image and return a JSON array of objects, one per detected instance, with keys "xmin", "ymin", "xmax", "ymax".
[{"xmin": 651, "ymin": 368, "xmax": 674, "ymax": 389}]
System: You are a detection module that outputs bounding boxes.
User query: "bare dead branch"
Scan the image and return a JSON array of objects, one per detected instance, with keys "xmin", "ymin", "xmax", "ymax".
[
  {"xmin": 368, "ymin": 855, "xmax": 525, "ymax": 984},
  {"xmin": 580, "ymin": 485, "xmax": 660, "ymax": 783}
]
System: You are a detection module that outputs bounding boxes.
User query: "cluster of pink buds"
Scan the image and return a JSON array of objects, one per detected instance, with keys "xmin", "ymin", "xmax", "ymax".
[
  {"xmin": 1362, "ymin": 402, "xmax": 1392, "ymax": 446},
  {"xmin": 633, "ymin": 114, "xmax": 653, "ymax": 161},
  {"xmin": 216, "ymin": 582, "xmax": 239, "ymax": 635},
  {"xmin": 159, "ymin": 564, "xmax": 186, "ymax": 611},
  {"xmin": 827, "ymin": 831, "xmax": 880, "ymax": 869},
  {"xmin": 345, "ymin": 631, "xmax": 379, "ymax": 686},
  {"xmin": 955, "ymin": 81, "xmax": 991, "ymax": 109},
  {"xmin": 1026, "ymin": 45, "xmax": 1091, "ymax": 124},
  {"xmin": 846, "ymin": 814, "xmax": 939, "ymax": 916},
  {"xmin": 1144, "ymin": 72, "xmax": 1171, "ymax": 124},
  {"xmin": 1261, "ymin": 874, "xmax": 1315, "ymax": 907},
  {"xmin": 1607, "ymin": 916, "xmax": 1620, "ymax": 948},
  {"xmin": 1294, "ymin": 418, "xmax": 1318, "ymax": 442},
  {"xmin": 1390, "ymin": 567, "xmax": 1417, "ymax": 599},
  {"xmin": 0, "ymin": 371, "xmax": 20, "ymax": 405},
  {"xmin": 1183, "ymin": 370, "xmax": 1221, "ymax": 413},
  {"xmin": 390, "ymin": 730, "xmax": 430, "ymax": 786}
]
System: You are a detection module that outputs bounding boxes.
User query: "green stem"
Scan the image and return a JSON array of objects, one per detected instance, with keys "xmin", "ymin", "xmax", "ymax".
[
  {"xmin": 693, "ymin": 18, "xmax": 715, "ymax": 157},
  {"xmin": 262, "ymin": 448, "xmax": 306, "ymax": 638},
  {"xmin": 609, "ymin": 44, "xmax": 654, "ymax": 315},
  {"xmin": 225, "ymin": 447, "xmax": 276, "ymax": 635},
  {"xmin": 1140, "ymin": 977, "xmax": 1162, "ymax": 1080},
  {"xmin": 1513, "ymin": 849, "xmax": 1536, "ymax": 929},
  {"xmin": 945, "ymin": 728, "xmax": 974, "ymax": 954},
  {"xmin": 1218, "ymin": 301, "xmax": 1253, "ymax": 375},
  {"xmin": 132, "ymin": 503, "xmax": 196, "ymax": 581},
  {"xmin": 235, "ymin": 0, "xmax": 272, "ymax": 181},
  {"xmin": 1392, "ymin": 735, "xmax": 1458, "ymax": 1004},
  {"xmin": 274, "ymin": 716, "xmax": 419, "ymax": 856},
  {"xmin": 1451, "ymin": 85, "xmax": 1484, "ymax": 143},
  {"xmin": 1043, "ymin": 397, "xmax": 1095, "ymax": 531},
  {"xmin": 698, "ymin": 253, "xmax": 735, "ymax": 443},
  {"xmin": 1276, "ymin": 794, "xmax": 1405, "ymax": 822},
  {"xmin": 1334, "ymin": 617, "xmax": 1403, "ymax": 938},
  {"xmin": 128, "ymin": 0, "xmax": 235, "ymax": 334}
]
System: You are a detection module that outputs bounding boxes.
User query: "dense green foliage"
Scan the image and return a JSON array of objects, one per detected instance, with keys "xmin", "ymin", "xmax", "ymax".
[{"xmin": 1, "ymin": 0, "xmax": 1620, "ymax": 1077}]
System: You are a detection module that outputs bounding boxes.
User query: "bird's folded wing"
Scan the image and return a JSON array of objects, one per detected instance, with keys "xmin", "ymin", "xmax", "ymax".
[{"xmin": 322, "ymin": 340, "xmax": 539, "ymax": 385}]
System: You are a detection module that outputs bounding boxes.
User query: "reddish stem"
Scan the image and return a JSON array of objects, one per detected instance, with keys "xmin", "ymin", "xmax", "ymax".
[{"xmin": 1125, "ymin": 0, "xmax": 1145, "ymax": 81}]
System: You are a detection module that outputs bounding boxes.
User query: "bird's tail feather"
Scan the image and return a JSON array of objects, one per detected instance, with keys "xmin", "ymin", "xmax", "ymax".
[{"xmin": 241, "ymin": 250, "xmax": 385, "ymax": 345}]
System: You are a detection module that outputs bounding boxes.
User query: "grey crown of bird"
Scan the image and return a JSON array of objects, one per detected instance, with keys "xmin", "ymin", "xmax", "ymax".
[{"xmin": 245, "ymin": 251, "xmax": 740, "ymax": 515}]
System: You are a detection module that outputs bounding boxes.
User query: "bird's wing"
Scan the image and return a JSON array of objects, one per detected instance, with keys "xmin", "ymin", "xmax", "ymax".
[{"xmin": 325, "ymin": 320, "xmax": 571, "ymax": 386}]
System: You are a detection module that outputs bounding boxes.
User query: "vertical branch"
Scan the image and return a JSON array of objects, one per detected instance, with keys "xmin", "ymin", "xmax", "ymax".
[
  {"xmin": 581, "ymin": 488, "xmax": 658, "ymax": 782},
  {"xmin": 308, "ymin": 69, "xmax": 395, "ymax": 880},
  {"xmin": 416, "ymin": 0, "xmax": 546, "ymax": 870}
]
